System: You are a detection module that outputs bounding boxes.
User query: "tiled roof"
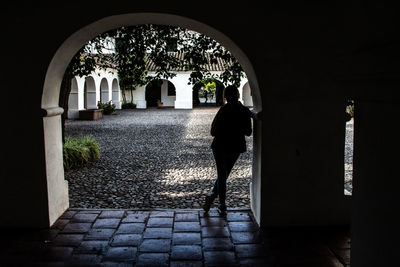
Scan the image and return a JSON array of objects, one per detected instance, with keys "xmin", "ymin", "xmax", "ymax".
[
  {"xmin": 145, "ymin": 51, "xmax": 228, "ymax": 72},
  {"xmin": 88, "ymin": 51, "xmax": 229, "ymax": 72}
]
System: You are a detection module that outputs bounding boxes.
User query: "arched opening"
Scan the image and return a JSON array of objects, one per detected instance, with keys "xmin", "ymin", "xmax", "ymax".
[
  {"xmin": 192, "ymin": 79, "xmax": 225, "ymax": 107},
  {"xmin": 145, "ymin": 79, "xmax": 162, "ymax": 107},
  {"xmin": 68, "ymin": 78, "xmax": 79, "ymax": 119},
  {"xmin": 167, "ymin": 81, "xmax": 176, "ymax": 96},
  {"xmin": 100, "ymin": 78, "xmax": 110, "ymax": 103},
  {"xmin": 84, "ymin": 76, "xmax": 97, "ymax": 109},
  {"xmin": 41, "ymin": 13, "xmax": 262, "ymax": 226},
  {"xmin": 112, "ymin": 78, "xmax": 121, "ymax": 109},
  {"xmin": 144, "ymin": 79, "xmax": 177, "ymax": 108}
]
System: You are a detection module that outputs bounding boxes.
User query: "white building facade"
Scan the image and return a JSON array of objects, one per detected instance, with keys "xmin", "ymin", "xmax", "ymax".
[
  {"xmin": 68, "ymin": 62, "xmax": 253, "ymax": 119},
  {"xmin": 68, "ymin": 68, "xmax": 121, "ymax": 119},
  {"xmin": 126, "ymin": 70, "xmax": 253, "ymax": 109}
]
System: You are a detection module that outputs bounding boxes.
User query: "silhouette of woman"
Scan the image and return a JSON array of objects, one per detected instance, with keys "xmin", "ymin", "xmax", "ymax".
[{"xmin": 203, "ymin": 85, "xmax": 253, "ymax": 215}]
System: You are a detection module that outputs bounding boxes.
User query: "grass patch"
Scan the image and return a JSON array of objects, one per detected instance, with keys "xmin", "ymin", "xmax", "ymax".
[
  {"xmin": 121, "ymin": 102, "xmax": 137, "ymax": 109},
  {"xmin": 63, "ymin": 136, "xmax": 100, "ymax": 170}
]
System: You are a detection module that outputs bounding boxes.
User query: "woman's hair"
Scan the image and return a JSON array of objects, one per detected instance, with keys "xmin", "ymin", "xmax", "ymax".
[{"xmin": 224, "ymin": 85, "xmax": 239, "ymax": 102}]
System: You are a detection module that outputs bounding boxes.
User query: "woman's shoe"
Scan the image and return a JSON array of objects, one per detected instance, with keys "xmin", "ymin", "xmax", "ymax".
[
  {"xmin": 217, "ymin": 205, "xmax": 227, "ymax": 216},
  {"xmin": 203, "ymin": 195, "xmax": 214, "ymax": 212}
]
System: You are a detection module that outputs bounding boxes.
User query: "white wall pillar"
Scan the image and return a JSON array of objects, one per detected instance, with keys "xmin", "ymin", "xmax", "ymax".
[
  {"xmin": 172, "ymin": 73, "xmax": 192, "ymax": 109},
  {"xmin": 242, "ymin": 81, "xmax": 253, "ymax": 107},
  {"xmin": 161, "ymin": 80, "xmax": 176, "ymax": 107},
  {"xmin": 131, "ymin": 85, "xmax": 147, "ymax": 109},
  {"xmin": 77, "ymin": 77, "xmax": 85, "ymax": 110},
  {"xmin": 43, "ymin": 109, "xmax": 69, "ymax": 226}
]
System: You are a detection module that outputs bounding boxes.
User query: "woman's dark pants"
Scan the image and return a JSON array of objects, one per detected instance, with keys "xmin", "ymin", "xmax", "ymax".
[{"xmin": 211, "ymin": 148, "xmax": 240, "ymax": 209}]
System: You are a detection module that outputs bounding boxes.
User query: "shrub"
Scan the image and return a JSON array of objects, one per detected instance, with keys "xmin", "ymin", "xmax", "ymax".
[
  {"xmin": 122, "ymin": 102, "xmax": 137, "ymax": 109},
  {"xmin": 63, "ymin": 136, "xmax": 100, "ymax": 170},
  {"xmin": 97, "ymin": 101, "xmax": 116, "ymax": 115}
]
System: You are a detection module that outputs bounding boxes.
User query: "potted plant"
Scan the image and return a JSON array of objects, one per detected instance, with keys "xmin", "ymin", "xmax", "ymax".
[
  {"xmin": 79, "ymin": 103, "xmax": 104, "ymax": 120},
  {"xmin": 97, "ymin": 101, "xmax": 116, "ymax": 115}
]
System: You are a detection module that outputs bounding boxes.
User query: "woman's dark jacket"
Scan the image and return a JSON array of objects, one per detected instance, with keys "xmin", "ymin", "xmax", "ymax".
[{"xmin": 211, "ymin": 102, "xmax": 252, "ymax": 153}]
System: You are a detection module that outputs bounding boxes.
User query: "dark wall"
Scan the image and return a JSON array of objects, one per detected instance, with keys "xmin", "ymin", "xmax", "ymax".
[{"xmin": 1, "ymin": 2, "xmax": 400, "ymax": 265}]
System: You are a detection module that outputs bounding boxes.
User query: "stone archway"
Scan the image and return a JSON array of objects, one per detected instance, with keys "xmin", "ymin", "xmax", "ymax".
[{"xmin": 41, "ymin": 13, "xmax": 262, "ymax": 226}]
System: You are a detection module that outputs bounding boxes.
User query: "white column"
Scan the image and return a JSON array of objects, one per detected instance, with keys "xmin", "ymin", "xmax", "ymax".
[
  {"xmin": 132, "ymin": 85, "xmax": 147, "ymax": 109},
  {"xmin": 172, "ymin": 73, "xmax": 192, "ymax": 109},
  {"xmin": 43, "ymin": 109, "xmax": 69, "ymax": 226},
  {"xmin": 242, "ymin": 81, "xmax": 253, "ymax": 107},
  {"xmin": 161, "ymin": 80, "xmax": 176, "ymax": 107}
]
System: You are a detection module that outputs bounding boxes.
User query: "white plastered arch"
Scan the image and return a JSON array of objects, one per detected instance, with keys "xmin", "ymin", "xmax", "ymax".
[{"xmin": 41, "ymin": 13, "xmax": 262, "ymax": 226}]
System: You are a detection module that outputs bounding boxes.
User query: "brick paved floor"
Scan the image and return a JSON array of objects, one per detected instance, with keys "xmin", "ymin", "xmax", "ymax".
[{"xmin": 0, "ymin": 209, "xmax": 350, "ymax": 266}]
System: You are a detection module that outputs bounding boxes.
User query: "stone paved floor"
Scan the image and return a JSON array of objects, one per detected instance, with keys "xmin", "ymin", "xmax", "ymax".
[{"xmin": 0, "ymin": 209, "xmax": 350, "ymax": 266}]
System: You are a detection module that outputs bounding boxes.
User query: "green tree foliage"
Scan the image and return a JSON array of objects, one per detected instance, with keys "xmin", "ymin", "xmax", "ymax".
[
  {"xmin": 200, "ymin": 78, "xmax": 217, "ymax": 99},
  {"xmin": 108, "ymin": 25, "xmax": 183, "ymax": 102},
  {"xmin": 102, "ymin": 24, "xmax": 244, "ymax": 91},
  {"xmin": 60, "ymin": 24, "xmax": 245, "ymax": 141},
  {"xmin": 179, "ymin": 30, "xmax": 244, "ymax": 86},
  {"xmin": 203, "ymin": 79, "xmax": 217, "ymax": 92}
]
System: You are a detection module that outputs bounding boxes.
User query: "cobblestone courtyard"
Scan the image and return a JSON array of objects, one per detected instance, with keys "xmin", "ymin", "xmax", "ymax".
[
  {"xmin": 65, "ymin": 108, "xmax": 253, "ymax": 209},
  {"xmin": 65, "ymin": 108, "xmax": 353, "ymax": 209}
]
